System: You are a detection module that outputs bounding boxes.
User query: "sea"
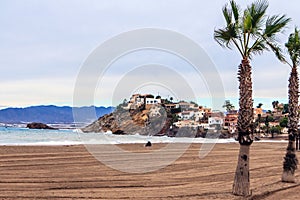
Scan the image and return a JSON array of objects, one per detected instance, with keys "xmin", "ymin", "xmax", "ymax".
[{"xmin": 0, "ymin": 126, "xmax": 286, "ymax": 146}]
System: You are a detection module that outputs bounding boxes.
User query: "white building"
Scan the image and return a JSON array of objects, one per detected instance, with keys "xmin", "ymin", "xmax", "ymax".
[
  {"xmin": 178, "ymin": 111, "xmax": 195, "ymax": 120},
  {"xmin": 173, "ymin": 120, "xmax": 198, "ymax": 128},
  {"xmin": 208, "ymin": 117, "xmax": 223, "ymax": 126},
  {"xmin": 145, "ymin": 98, "xmax": 161, "ymax": 109},
  {"xmin": 178, "ymin": 102, "xmax": 191, "ymax": 111},
  {"xmin": 125, "ymin": 94, "xmax": 146, "ymax": 110},
  {"xmin": 194, "ymin": 111, "xmax": 205, "ymax": 121}
]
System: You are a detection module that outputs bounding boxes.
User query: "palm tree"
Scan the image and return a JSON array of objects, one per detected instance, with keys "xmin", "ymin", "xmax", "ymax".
[
  {"xmin": 272, "ymin": 100, "xmax": 279, "ymax": 109},
  {"xmin": 214, "ymin": 0, "xmax": 290, "ymax": 196},
  {"xmin": 282, "ymin": 28, "xmax": 300, "ymax": 183},
  {"xmin": 256, "ymin": 103, "xmax": 263, "ymax": 134},
  {"xmin": 223, "ymin": 100, "xmax": 235, "ymax": 112}
]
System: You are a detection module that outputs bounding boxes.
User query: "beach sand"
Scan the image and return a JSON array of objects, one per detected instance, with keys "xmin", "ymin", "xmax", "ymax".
[{"xmin": 0, "ymin": 142, "xmax": 299, "ymax": 199}]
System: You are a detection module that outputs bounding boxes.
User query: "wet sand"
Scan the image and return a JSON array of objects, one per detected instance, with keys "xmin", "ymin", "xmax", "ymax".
[{"xmin": 0, "ymin": 143, "xmax": 299, "ymax": 199}]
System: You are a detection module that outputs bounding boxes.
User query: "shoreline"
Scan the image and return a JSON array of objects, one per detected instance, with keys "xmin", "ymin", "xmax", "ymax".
[
  {"xmin": 0, "ymin": 139, "xmax": 288, "ymax": 146},
  {"xmin": 0, "ymin": 143, "xmax": 299, "ymax": 199}
]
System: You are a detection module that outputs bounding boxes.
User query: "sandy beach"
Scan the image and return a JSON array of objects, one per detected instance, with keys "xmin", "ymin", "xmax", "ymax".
[{"xmin": 0, "ymin": 142, "xmax": 299, "ymax": 200}]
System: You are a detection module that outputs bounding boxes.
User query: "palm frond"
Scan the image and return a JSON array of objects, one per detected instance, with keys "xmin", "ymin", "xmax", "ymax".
[
  {"xmin": 230, "ymin": 0, "xmax": 240, "ymax": 23},
  {"xmin": 214, "ymin": 1, "xmax": 243, "ymax": 55},
  {"xmin": 214, "ymin": 0, "xmax": 290, "ymax": 60},
  {"xmin": 243, "ymin": 10, "xmax": 252, "ymax": 32},
  {"xmin": 249, "ymin": 40, "xmax": 266, "ymax": 56},
  {"xmin": 265, "ymin": 39, "xmax": 286, "ymax": 62},
  {"xmin": 264, "ymin": 15, "xmax": 291, "ymax": 38},
  {"xmin": 285, "ymin": 28, "xmax": 300, "ymax": 66},
  {"xmin": 214, "ymin": 26, "xmax": 236, "ymax": 48},
  {"xmin": 222, "ymin": 4, "xmax": 232, "ymax": 25},
  {"xmin": 245, "ymin": 0, "xmax": 268, "ymax": 33}
]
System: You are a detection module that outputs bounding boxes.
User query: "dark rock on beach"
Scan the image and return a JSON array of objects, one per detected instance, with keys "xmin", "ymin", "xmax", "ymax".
[{"xmin": 27, "ymin": 122, "xmax": 57, "ymax": 130}]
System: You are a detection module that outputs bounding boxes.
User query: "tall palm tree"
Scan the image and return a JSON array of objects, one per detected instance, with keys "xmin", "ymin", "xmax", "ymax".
[
  {"xmin": 214, "ymin": 0, "xmax": 290, "ymax": 196},
  {"xmin": 282, "ymin": 28, "xmax": 300, "ymax": 182}
]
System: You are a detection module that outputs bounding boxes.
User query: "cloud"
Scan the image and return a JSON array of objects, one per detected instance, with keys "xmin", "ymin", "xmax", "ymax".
[
  {"xmin": 0, "ymin": 77, "xmax": 75, "ymax": 107},
  {"xmin": 0, "ymin": 0, "xmax": 299, "ymax": 107}
]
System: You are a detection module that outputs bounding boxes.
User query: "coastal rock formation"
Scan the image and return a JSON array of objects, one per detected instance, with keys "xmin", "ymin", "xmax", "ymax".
[
  {"xmin": 27, "ymin": 122, "xmax": 56, "ymax": 130},
  {"xmin": 81, "ymin": 104, "xmax": 211, "ymax": 137},
  {"xmin": 82, "ymin": 105, "xmax": 171, "ymax": 135},
  {"xmin": 81, "ymin": 96, "xmax": 220, "ymax": 137}
]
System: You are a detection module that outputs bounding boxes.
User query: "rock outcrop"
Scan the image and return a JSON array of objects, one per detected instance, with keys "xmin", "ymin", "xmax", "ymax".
[
  {"xmin": 82, "ymin": 105, "xmax": 177, "ymax": 136},
  {"xmin": 27, "ymin": 122, "xmax": 57, "ymax": 130},
  {"xmin": 81, "ymin": 104, "xmax": 210, "ymax": 137}
]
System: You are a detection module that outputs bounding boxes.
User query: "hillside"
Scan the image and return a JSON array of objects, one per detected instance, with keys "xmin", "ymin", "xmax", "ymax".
[
  {"xmin": 81, "ymin": 94, "xmax": 231, "ymax": 137},
  {"xmin": 0, "ymin": 105, "xmax": 114, "ymax": 124},
  {"xmin": 82, "ymin": 104, "xmax": 173, "ymax": 135},
  {"xmin": 82, "ymin": 104, "xmax": 209, "ymax": 137}
]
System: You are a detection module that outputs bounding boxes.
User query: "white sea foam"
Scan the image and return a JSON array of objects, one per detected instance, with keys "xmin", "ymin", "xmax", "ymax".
[{"xmin": 0, "ymin": 127, "xmax": 287, "ymax": 146}]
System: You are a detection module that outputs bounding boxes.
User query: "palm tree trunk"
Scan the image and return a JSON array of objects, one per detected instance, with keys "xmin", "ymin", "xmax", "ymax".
[
  {"xmin": 233, "ymin": 58, "xmax": 253, "ymax": 196},
  {"xmin": 233, "ymin": 144, "xmax": 250, "ymax": 196},
  {"xmin": 282, "ymin": 66, "xmax": 299, "ymax": 182}
]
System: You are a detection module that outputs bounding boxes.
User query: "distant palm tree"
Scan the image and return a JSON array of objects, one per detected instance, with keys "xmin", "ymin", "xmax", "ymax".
[
  {"xmin": 223, "ymin": 100, "xmax": 235, "ymax": 112},
  {"xmin": 214, "ymin": 0, "xmax": 290, "ymax": 196},
  {"xmin": 256, "ymin": 103, "xmax": 263, "ymax": 134},
  {"xmin": 272, "ymin": 100, "xmax": 279, "ymax": 109},
  {"xmin": 282, "ymin": 28, "xmax": 300, "ymax": 183}
]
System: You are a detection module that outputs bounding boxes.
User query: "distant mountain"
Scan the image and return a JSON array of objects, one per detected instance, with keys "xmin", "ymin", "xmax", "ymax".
[{"xmin": 0, "ymin": 105, "xmax": 114, "ymax": 124}]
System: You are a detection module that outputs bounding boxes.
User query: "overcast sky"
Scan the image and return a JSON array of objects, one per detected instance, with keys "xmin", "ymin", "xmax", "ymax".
[{"xmin": 1, "ymin": 0, "xmax": 299, "ymax": 110}]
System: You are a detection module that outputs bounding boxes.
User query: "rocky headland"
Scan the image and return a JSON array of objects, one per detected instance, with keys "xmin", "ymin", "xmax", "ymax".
[
  {"xmin": 82, "ymin": 104, "xmax": 176, "ymax": 136},
  {"xmin": 82, "ymin": 94, "xmax": 231, "ymax": 138}
]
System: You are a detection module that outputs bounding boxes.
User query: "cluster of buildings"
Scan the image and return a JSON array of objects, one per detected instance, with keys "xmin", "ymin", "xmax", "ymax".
[
  {"xmin": 123, "ymin": 94, "xmax": 298, "ymax": 135},
  {"xmin": 253, "ymin": 104, "xmax": 289, "ymax": 134},
  {"xmin": 173, "ymin": 104, "xmax": 225, "ymax": 129},
  {"xmin": 224, "ymin": 103, "xmax": 292, "ymax": 135},
  {"xmin": 124, "ymin": 94, "xmax": 227, "ymax": 131}
]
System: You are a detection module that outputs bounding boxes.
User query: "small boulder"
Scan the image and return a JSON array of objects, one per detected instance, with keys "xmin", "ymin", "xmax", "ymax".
[{"xmin": 145, "ymin": 141, "xmax": 152, "ymax": 147}]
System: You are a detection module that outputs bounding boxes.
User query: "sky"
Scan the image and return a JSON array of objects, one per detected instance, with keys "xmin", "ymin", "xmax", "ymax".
[{"xmin": 1, "ymin": 0, "xmax": 299, "ymax": 110}]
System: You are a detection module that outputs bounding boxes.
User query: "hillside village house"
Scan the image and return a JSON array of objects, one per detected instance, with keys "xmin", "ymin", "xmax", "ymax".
[
  {"xmin": 173, "ymin": 120, "xmax": 201, "ymax": 128},
  {"xmin": 126, "ymin": 94, "xmax": 161, "ymax": 110},
  {"xmin": 177, "ymin": 110, "xmax": 205, "ymax": 121},
  {"xmin": 178, "ymin": 102, "xmax": 193, "ymax": 111},
  {"xmin": 145, "ymin": 97, "xmax": 161, "ymax": 109},
  {"xmin": 224, "ymin": 110, "xmax": 238, "ymax": 133},
  {"xmin": 199, "ymin": 106, "xmax": 211, "ymax": 114},
  {"xmin": 164, "ymin": 103, "xmax": 179, "ymax": 109},
  {"xmin": 178, "ymin": 111, "xmax": 195, "ymax": 120},
  {"xmin": 127, "ymin": 94, "xmax": 145, "ymax": 110},
  {"xmin": 208, "ymin": 117, "xmax": 223, "ymax": 126},
  {"xmin": 194, "ymin": 110, "xmax": 205, "ymax": 121}
]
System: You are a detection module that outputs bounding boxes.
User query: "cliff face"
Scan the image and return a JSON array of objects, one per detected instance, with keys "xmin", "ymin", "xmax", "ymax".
[{"xmin": 82, "ymin": 105, "xmax": 171, "ymax": 135}]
